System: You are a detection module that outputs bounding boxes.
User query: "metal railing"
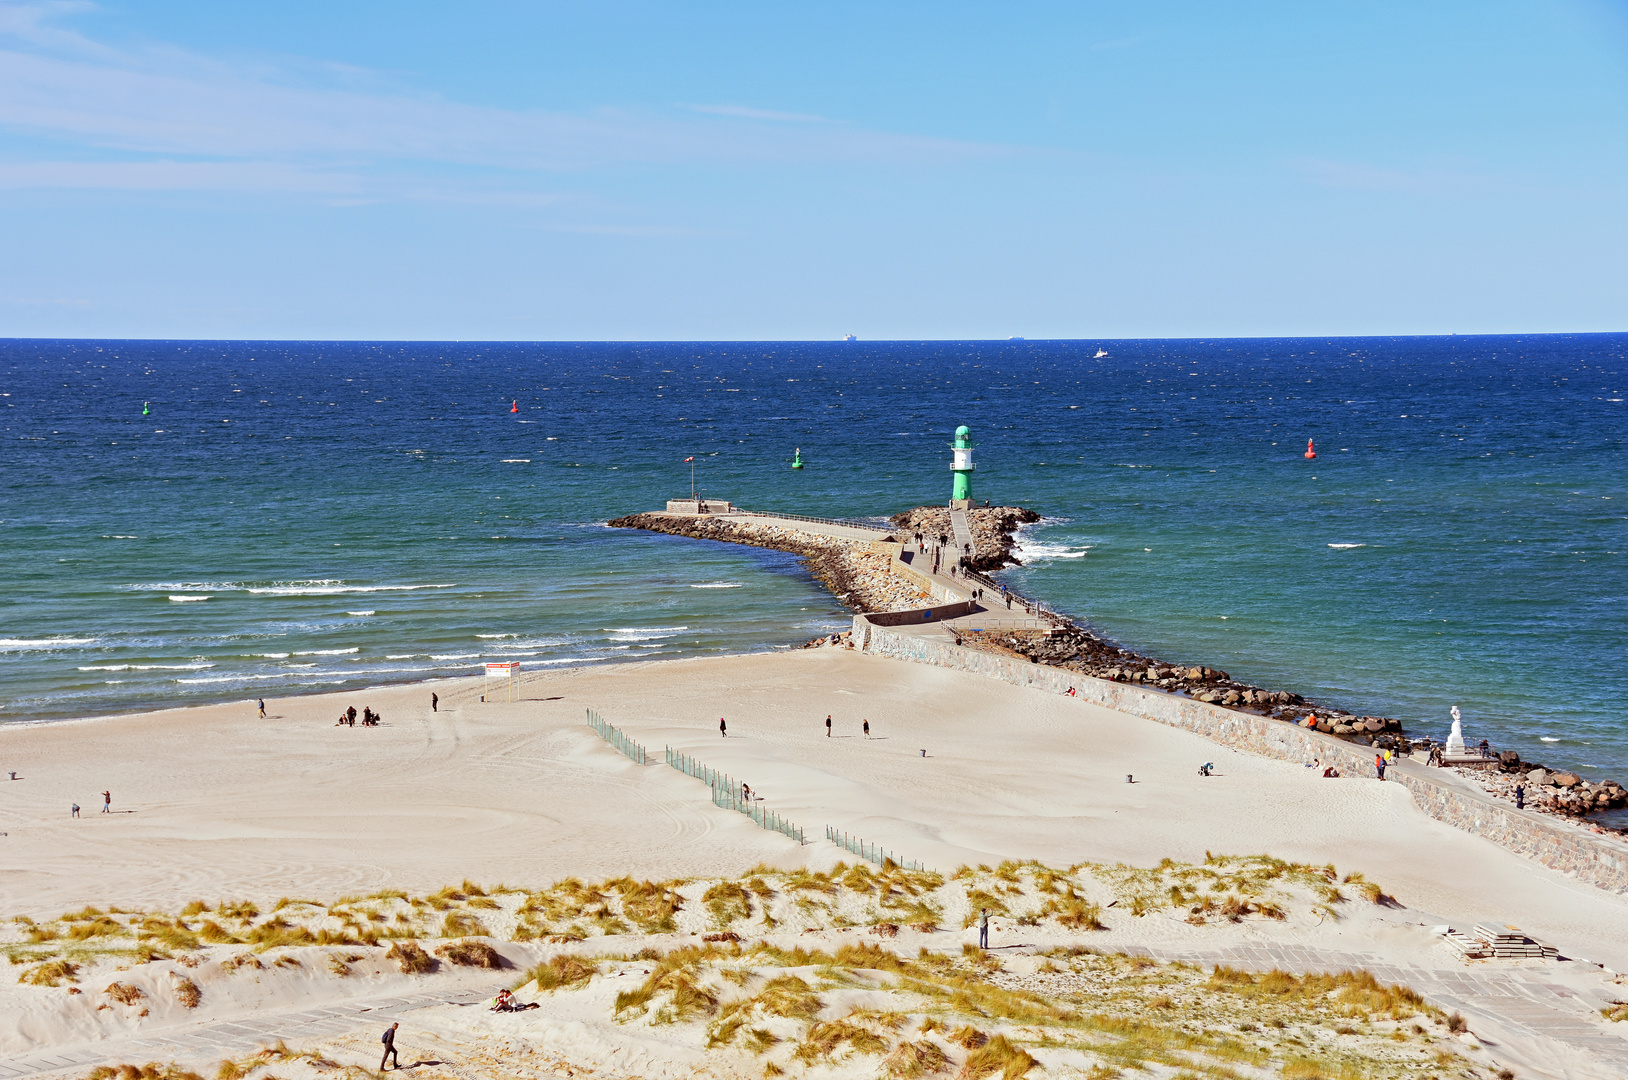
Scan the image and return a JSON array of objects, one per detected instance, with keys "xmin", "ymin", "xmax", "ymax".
[
  {"xmin": 666, "ymin": 746, "xmax": 809, "ymax": 845},
  {"xmin": 735, "ymin": 509, "xmax": 894, "ymax": 535},
  {"xmin": 586, "ymin": 708, "xmax": 649, "ymax": 765},
  {"xmin": 825, "ymin": 826, "xmax": 925, "ymax": 872},
  {"xmin": 961, "ymin": 566, "xmax": 1072, "ymax": 628}
]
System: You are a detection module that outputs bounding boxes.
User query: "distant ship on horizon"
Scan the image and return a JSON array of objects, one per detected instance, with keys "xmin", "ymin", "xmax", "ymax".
[
  {"xmin": 842, "ymin": 333, "xmax": 857, "ymax": 341},
  {"xmin": 1094, "ymin": 348, "xmax": 1109, "ymax": 358}
]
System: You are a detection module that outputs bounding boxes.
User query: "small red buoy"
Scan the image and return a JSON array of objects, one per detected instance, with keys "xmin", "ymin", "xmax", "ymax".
[
  {"xmin": 1304, "ymin": 438, "xmax": 1316, "ymax": 460},
  {"xmin": 511, "ymin": 400, "xmax": 519, "ymax": 413}
]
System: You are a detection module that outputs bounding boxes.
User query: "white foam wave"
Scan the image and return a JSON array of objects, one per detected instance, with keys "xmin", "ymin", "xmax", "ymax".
[
  {"xmin": 1327, "ymin": 543, "xmax": 1366, "ymax": 549},
  {"xmin": 1540, "ymin": 736, "xmax": 1560, "ymax": 742},
  {"xmin": 169, "ymin": 595, "xmax": 210, "ymax": 602},
  {"xmin": 254, "ymin": 652, "xmax": 291, "ymax": 659},
  {"xmin": 78, "ymin": 662, "xmax": 215, "ymax": 671},
  {"xmin": 1014, "ymin": 542, "xmax": 1091, "ymax": 561},
  {"xmin": 385, "ymin": 654, "xmax": 422, "ymax": 660},
  {"xmin": 292, "ymin": 648, "xmax": 359, "ymax": 656},
  {"xmin": 0, "ymin": 637, "xmax": 97, "ymax": 650},
  {"xmin": 475, "ymin": 633, "xmax": 516, "ymax": 639},
  {"xmin": 529, "ymin": 656, "xmax": 610, "ymax": 666},
  {"xmin": 431, "ymin": 653, "xmax": 480, "ymax": 660},
  {"xmin": 605, "ymin": 626, "xmax": 687, "ymax": 633},
  {"xmin": 690, "ymin": 582, "xmax": 743, "ymax": 589},
  {"xmin": 125, "ymin": 582, "xmax": 241, "ymax": 592},
  {"xmin": 247, "ymin": 582, "xmax": 456, "ymax": 596},
  {"xmin": 501, "ymin": 459, "xmax": 531, "ymax": 463},
  {"xmin": 347, "ymin": 610, "xmax": 375, "ymax": 617}
]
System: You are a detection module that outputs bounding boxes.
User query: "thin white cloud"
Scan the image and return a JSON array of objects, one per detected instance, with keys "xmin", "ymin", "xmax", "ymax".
[
  {"xmin": 0, "ymin": 3, "xmax": 1023, "ymax": 200},
  {"xmin": 1292, "ymin": 157, "xmax": 1531, "ymax": 197},
  {"xmin": 0, "ymin": 159, "xmax": 362, "ymax": 192},
  {"xmin": 687, "ymin": 104, "xmax": 828, "ymax": 124}
]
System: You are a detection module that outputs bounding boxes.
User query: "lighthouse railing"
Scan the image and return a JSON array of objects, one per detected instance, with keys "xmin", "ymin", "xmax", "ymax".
[{"xmin": 734, "ymin": 509, "xmax": 893, "ymax": 535}]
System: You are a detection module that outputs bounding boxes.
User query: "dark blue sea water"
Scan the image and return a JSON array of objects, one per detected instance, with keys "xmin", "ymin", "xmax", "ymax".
[{"xmin": 2, "ymin": 337, "xmax": 1624, "ymax": 782}]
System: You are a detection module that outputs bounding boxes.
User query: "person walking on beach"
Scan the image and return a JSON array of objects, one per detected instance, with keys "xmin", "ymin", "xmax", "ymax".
[
  {"xmin": 380, "ymin": 1022, "xmax": 400, "ymax": 1070},
  {"xmin": 71, "ymin": 803, "xmax": 79, "ymax": 818},
  {"xmin": 978, "ymin": 908, "xmax": 990, "ymax": 949},
  {"xmin": 825, "ymin": 715, "xmax": 832, "ymax": 738},
  {"xmin": 431, "ymin": 692, "xmax": 438, "ymax": 713},
  {"xmin": 862, "ymin": 719, "xmax": 870, "ymax": 739},
  {"xmin": 719, "ymin": 717, "xmax": 727, "ymax": 738},
  {"xmin": 258, "ymin": 698, "xmax": 266, "ymax": 719},
  {"xmin": 1514, "ymin": 783, "xmax": 1526, "ymax": 809},
  {"xmin": 101, "ymin": 790, "xmax": 111, "ymax": 814}
]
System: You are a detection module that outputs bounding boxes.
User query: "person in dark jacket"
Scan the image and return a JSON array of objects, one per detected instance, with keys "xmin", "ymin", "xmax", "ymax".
[{"xmin": 380, "ymin": 1022, "xmax": 400, "ymax": 1069}]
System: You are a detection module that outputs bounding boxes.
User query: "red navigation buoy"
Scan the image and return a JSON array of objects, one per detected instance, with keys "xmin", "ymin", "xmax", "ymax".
[
  {"xmin": 1304, "ymin": 438, "xmax": 1316, "ymax": 460},
  {"xmin": 511, "ymin": 400, "xmax": 519, "ymax": 413}
]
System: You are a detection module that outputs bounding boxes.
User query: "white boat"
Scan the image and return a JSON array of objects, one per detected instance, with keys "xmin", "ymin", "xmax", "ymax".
[
  {"xmin": 1094, "ymin": 348, "xmax": 1109, "ymax": 358},
  {"xmin": 842, "ymin": 333, "xmax": 857, "ymax": 342}
]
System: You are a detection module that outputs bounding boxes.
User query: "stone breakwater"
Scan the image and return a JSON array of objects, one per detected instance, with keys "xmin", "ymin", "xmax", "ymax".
[
  {"xmin": 853, "ymin": 619, "xmax": 1628, "ymax": 895},
  {"xmin": 613, "ymin": 507, "xmax": 1626, "ymax": 825},
  {"xmin": 890, "ymin": 504, "xmax": 1040, "ymax": 572},
  {"xmin": 606, "ymin": 513, "xmax": 928, "ymax": 614}
]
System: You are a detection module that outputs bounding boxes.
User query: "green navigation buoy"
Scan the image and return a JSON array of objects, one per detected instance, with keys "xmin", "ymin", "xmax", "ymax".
[
  {"xmin": 142, "ymin": 402, "xmax": 150, "ymax": 416},
  {"xmin": 791, "ymin": 447, "xmax": 804, "ymax": 469},
  {"xmin": 950, "ymin": 425, "xmax": 974, "ymax": 508}
]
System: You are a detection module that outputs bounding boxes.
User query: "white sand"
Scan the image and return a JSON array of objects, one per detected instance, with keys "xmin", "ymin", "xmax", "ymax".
[{"xmin": 2, "ymin": 649, "xmax": 1625, "ymax": 969}]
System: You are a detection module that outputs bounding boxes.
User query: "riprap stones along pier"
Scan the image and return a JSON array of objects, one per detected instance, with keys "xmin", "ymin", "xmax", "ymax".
[{"xmin": 606, "ymin": 511, "xmax": 931, "ymax": 614}]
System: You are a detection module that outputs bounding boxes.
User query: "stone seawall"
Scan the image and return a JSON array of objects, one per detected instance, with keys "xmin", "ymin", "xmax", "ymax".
[{"xmin": 854, "ymin": 617, "xmax": 1628, "ymax": 895}]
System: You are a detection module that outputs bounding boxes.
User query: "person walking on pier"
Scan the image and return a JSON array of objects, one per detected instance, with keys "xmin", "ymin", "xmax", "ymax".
[{"xmin": 1374, "ymin": 752, "xmax": 1386, "ymax": 782}]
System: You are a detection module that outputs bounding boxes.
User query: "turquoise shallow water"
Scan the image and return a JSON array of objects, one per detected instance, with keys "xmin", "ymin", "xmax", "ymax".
[{"xmin": 1, "ymin": 336, "xmax": 1624, "ymax": 782}]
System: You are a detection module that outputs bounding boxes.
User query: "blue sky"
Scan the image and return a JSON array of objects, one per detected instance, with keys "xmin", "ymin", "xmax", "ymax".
[{"xmin": 1, "ymin": 0, "xmax": 1625, "ymax": 340}]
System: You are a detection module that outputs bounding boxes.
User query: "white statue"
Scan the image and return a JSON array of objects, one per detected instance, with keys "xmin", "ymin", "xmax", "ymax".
[{"xmin": 1445, "ymin": 705, "xmax": 1465, "ymax": 756}]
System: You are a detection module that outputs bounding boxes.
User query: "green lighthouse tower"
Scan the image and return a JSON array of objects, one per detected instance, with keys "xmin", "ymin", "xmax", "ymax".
[{"xmin": 950, "ymin": 425, "xmax": 975, "ymax": 509}]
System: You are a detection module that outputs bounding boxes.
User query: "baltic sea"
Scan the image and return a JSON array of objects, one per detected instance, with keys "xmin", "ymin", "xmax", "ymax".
[{"xmin": 2, "ymin": 336, "xmax": 1623, "ymax": 782}]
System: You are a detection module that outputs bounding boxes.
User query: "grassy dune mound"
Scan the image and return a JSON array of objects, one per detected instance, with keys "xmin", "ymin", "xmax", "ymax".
[{"xmin": 4, "ymin": 857, "xmax": 1495, "ymax": 1080}]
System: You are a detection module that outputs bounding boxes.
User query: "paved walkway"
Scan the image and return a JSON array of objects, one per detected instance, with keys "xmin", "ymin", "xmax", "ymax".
[
  {"xmin": 948, "ymin": 509, "xmax": 974, "ymax": 562},
  {"xmin": 0, "ymin": 987, "xmax": 497, "ymax": 1080}
]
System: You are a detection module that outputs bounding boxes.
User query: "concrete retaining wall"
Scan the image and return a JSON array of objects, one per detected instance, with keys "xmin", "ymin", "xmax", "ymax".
[{"xmin": 854, "ymin": 617, "xmax": 1628, "ymax": 895}]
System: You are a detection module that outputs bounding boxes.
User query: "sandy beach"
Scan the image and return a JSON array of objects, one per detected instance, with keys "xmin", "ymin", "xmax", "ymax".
[
  {"xmin": 4, "ymin": 648, "xmax": 1628, "ymax": 1080},
  {"xmin": 3, "ymin": 649, "xmax": 1626, "ymax": 965}
]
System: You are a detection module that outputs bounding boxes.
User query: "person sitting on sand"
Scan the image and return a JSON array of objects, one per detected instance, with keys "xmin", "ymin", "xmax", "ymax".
[
  {"xmin": 493, "ymin": 988, "xmax": 514, "ymax": 1011},
  {"xmin": 1198, "ymin": 762, "xmax": 1213, "ymax": 777},
  {"xmin": 1322, "ymin": 766, "xmax": 1340, "ymax": 778},
  {"xmin": 741, "ymin": 782, "xmax": 752, "ymax": 802}
]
